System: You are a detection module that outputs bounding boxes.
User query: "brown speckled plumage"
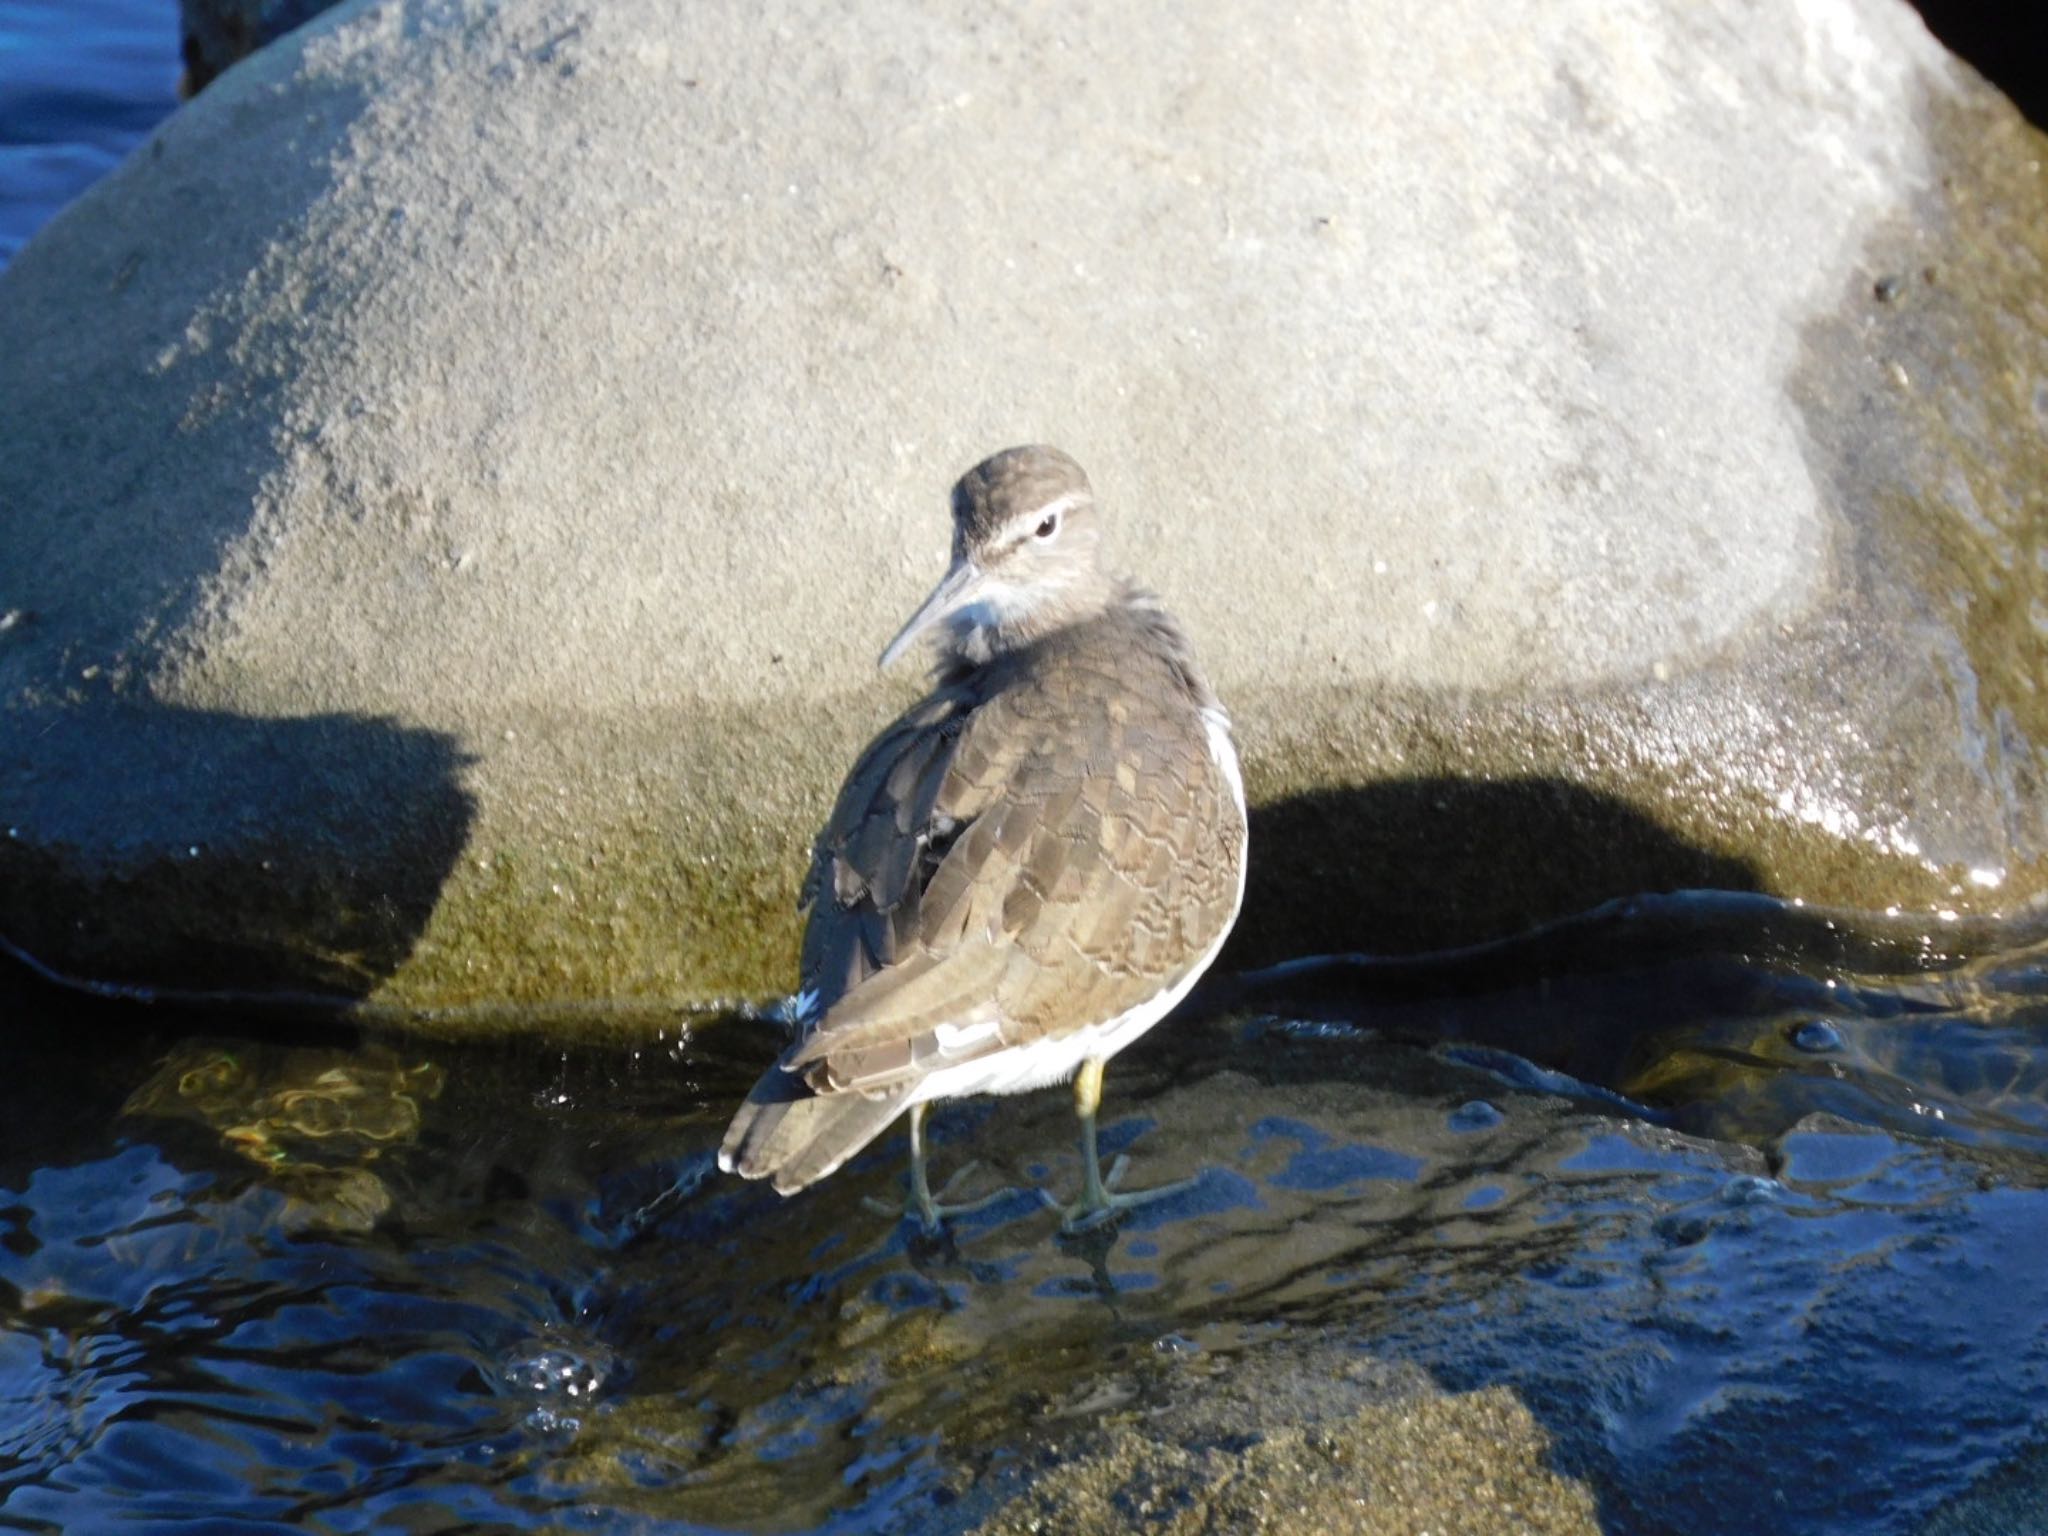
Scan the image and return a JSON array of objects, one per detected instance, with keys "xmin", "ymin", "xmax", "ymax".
[{"xmin": 720, "ymin": 447, "xmax": 1246, "ymax": 1200}]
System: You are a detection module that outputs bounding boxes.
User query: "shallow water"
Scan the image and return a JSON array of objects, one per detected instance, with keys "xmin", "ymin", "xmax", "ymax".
[{"xmin": 5, "ymin": 896, "xmax": 2048, "ymax": 1533}]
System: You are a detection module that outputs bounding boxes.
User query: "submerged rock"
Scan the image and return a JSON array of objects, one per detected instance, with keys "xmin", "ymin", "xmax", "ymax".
[
  {"xmin": 122, "ymin": 1039, "xmax": 446, "ymax": 1230},
  {"xmin": 1, "ymin": 0, "xmax": 2044, "ymax": 1021},
  {"xmin": 1921, "ymin": 1444, "xmax": 2048, "ymax": 1536},
  {"xmin": 968, "ymin": 1374, "xmax": 1599, "ymax": 1536}
]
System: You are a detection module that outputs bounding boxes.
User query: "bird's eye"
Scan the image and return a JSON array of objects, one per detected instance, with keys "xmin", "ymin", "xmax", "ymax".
[{"xmin": 1035, "ymin": 514, "xmax": 1059, "ymax": 540}]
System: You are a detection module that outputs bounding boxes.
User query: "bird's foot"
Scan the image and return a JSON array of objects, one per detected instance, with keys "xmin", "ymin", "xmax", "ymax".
[
  {"xmin": 863, "ymin": 1160, "xmax": 1014, "ymax": 1236},
  {"xmin": 1042, "ymin": 1154, "xmax": 1200, "ymax": 1234}
]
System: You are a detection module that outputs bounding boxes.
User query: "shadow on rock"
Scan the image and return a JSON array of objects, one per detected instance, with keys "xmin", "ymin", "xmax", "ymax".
[
  {"xmin": 1230, "ymin": 773, "xmax": 1763, "ymax": 968},
  {"xmin": 0, "ymin": 703, "xmax": 475, "ymax": 1005}
]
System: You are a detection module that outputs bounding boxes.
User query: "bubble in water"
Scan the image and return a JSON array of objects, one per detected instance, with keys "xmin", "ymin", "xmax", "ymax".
[
  {"xmin": 1449, "ymin": 1100, "xmax": 1505, "ymax": 1132},
  {"xmin": 1791, "ymin": 1020, "xmax": 1844, "ymax": 1053},
  {"xmin": 1719, "ymin": 1174, "xmax": 1782, "ymax": 1207},
  {"xmin": 496, "ymin": 1336, "xmax": 616, "ymax": 1405}
]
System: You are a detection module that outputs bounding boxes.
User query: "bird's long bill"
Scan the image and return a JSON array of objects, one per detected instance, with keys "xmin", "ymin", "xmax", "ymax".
[{"xmin": 878, "ymin": 557, "xmax": 984, "ymax": 669}]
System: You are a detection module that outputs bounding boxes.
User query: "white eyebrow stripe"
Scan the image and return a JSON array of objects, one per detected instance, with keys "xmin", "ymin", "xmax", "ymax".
[
  {"xmin": 1037, "ymin": 490, "xmax": 1089, "ymax": 521},
  {"xmin": 1009, "ymin": 490, "xmax": 1089, "ymax": 538}
]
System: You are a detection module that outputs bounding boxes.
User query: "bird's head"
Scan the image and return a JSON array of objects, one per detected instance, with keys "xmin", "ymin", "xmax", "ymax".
[{"xmin": 879, "ymin": 445, "xmax": 1111, "ymax": 669}]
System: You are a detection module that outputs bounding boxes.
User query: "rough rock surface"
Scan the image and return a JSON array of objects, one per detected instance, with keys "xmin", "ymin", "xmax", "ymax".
[
  {"xmin": 1, "ymin": 0, "xmax": 2044, "ymax": 1022},
  {"xmin": 1920, "ymin": 1443, "xmax": 2048, "ymax": 1536},
  {"xmin": 966, "ymin": 1375, "xmax": 1599, "ymax": 1536}
]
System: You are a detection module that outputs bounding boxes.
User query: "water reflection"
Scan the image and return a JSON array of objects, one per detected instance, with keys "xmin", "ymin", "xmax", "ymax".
[{"xmin": 2, "ymin": 904, "xmax": 2047, "ymax": 1532}]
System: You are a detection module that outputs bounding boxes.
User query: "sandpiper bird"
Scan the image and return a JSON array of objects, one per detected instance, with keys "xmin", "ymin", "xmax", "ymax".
[{"xmin": 718, "ymin": 445, "xmax": 1247, "ymax": 1230}]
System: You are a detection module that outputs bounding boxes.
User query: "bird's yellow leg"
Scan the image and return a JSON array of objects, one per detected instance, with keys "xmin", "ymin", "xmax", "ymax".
[
  {"xmin": 864, "ymin": 1101, "xmax": 1011, "ymax": 1234},
  {"xmin": 906, "ymin": 1102, "xmax": 942, "ymax": 1230},
  {"xmin": 1072, "ymin": 1058, "xmax": 1115, "ymax": 1215},
  {"xmin": 1056, "ymin": 1057, "xmax": 1197, "ymax": 1233},
  {"xmin": 1075, "ymin": 1057, "xmax": 1105, "ymax": 1117}
]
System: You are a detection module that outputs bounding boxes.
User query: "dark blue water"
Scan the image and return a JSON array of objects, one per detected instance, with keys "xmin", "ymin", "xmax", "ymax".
[
  {"xmin": 0, "ymin": 0, "xmax": 178, "ymax": 264},
  {"xmin": 5, "ymin": 904, "xmax": 2048, "ymax": 1534}
]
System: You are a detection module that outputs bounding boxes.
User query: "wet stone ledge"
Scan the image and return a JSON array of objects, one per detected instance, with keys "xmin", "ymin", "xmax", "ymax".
[{"xmin": 1, "ymin": 0, "xmax": 2044, "ymax": 1022}]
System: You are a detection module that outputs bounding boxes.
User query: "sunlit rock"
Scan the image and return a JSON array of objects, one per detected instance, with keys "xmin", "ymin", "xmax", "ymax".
[{"xmin": 1, "ymin": 0, "xmax": 2044, "ymax": 1021}]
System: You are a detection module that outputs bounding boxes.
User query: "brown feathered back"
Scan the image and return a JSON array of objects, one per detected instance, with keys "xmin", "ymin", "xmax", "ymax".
[{"xmin": 720, "ymin": 584, "xmax": 1244, "ymax": 1191}]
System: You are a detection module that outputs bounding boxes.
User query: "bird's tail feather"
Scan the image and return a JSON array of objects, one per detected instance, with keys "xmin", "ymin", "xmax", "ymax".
[{"xmin": 719, "ymin": 1076, "xmax": 911, "ymax": 1195}]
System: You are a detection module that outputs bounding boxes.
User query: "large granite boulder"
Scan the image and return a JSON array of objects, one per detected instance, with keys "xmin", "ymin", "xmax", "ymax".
[{"xmin": 1, "ymin": 0, "xmax": 2043, "ymax": 1023}]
